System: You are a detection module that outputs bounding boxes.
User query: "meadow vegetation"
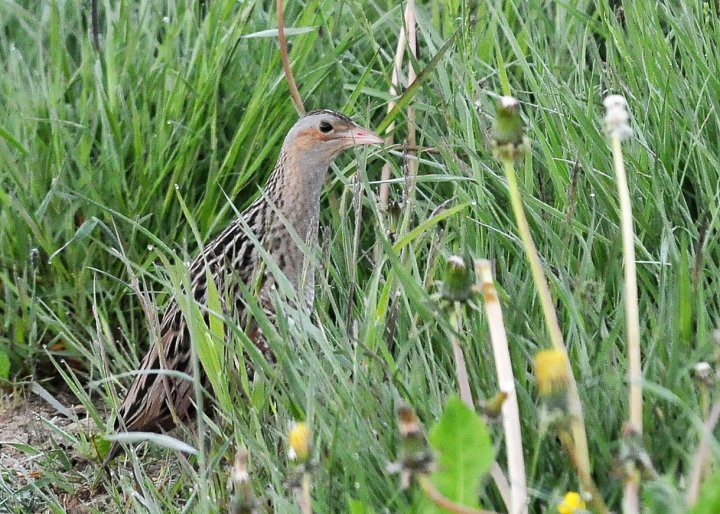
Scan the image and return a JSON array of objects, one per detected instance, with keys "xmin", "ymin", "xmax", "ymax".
[{"xmin": 1, "ymin": 1, "xmax": 720, "ymax": 512}]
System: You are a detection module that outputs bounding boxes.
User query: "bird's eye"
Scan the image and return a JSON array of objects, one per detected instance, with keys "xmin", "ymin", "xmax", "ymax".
[{"xmin": 319, "ymin": 121, "xmax": 333, "ymax": 133}]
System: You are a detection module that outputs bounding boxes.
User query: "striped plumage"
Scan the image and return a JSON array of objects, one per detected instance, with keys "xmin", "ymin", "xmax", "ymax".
[{"xmin": 105, "ymin": 110, "xmax": 382, "ymax": 464}]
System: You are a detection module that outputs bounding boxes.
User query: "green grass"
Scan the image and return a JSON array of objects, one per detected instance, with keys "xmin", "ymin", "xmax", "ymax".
[{"xmin": 1, "ymin": 0, "xmax": 720, "ymax": 512}]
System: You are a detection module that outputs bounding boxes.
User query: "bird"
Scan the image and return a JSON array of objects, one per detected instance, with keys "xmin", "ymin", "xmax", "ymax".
[{"xmin": 104, "ymin": 110, "xmax": 382, "ymax": 465}]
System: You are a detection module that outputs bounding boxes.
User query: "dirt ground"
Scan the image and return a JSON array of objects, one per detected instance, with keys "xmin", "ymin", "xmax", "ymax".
[{"xmin": 0, "ymin": 389, "xmax": 111, "ymax": 513}]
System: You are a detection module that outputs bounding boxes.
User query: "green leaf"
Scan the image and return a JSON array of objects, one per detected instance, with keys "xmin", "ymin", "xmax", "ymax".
[
  {"xmin": 0, "ymin": 350, "xmax": 10, "ymax": 380},
  {"xmin": 199, "ymin": 268, "xmax": 232, "ymax": 414},
  {"xmin": 184, "ymin": 279, "xmax": 230, "ymax": 415},
  {"xmin": 47, "ymin": 217, "xmax": 99, "ymax": 262},
  {"xmin": 678, "ymin": 244, "xmax": 692, "ymax": 344},
  {"xmin": 242, "ymin": 27, "xmax": 317, "ymax": 38},
  {"xmin": 392, "ymin": 203, "xmax": 469, "ymax": 252},
  {"xmin": 348, "ymin": 498, "xmax": 377, "ymax": 514},
  {"xmin": 425, "ymin": 396, "xmax": 494, "ymax": 511},
  {"xmin": 0, "ymin": 126, "xmax": 28, "ymax": 156},
  {"xmin": 689, "ymin": 473, "xmax": 720, "ymax": 514}
]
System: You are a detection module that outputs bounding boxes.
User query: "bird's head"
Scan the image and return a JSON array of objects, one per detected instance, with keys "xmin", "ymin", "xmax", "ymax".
[{"xmin": 284, "ymin": 110, "xmax": 383, "ymax": 165}]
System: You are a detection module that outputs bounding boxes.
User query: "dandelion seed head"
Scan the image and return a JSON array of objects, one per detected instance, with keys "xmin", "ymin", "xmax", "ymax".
[
  {"xmin": 695, "ymin": 362, "xmax": 712, "ymax": 375},
  {"xmin": 603, "ymin": 94, "xmax": 632, "ymax": 140},
  {"xmin": 498, "ymin": 96, "xmax": 519, "ymax": 110}
]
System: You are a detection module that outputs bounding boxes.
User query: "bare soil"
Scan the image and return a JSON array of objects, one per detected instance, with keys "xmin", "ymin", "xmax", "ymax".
[{"xmin": 0, "ymin": 389, "xmax": 111, "ymax": 513}]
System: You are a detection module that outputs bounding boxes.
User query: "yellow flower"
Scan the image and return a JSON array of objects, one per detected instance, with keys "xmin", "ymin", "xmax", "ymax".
[
  {"xmin": 288, "ymin": 422, "xmax": 311, "ymax": 463},
  {"xmin": 534, "ymin": 350, "xmax": 569, "ymax": 397},
  {"xmin": 557, "ymin": 491, "xmax": 586, "ymax": 514}
]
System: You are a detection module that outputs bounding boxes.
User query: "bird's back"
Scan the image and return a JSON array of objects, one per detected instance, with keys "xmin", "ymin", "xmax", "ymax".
[{"xmin": 106, "ymin": 196, "xmax": 270, "ymax": 460}]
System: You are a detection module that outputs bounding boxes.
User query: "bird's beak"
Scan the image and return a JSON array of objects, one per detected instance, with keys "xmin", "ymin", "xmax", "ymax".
[{"xmin": 342, "ymin": 124, "xmax": 384, "ymax": 146}]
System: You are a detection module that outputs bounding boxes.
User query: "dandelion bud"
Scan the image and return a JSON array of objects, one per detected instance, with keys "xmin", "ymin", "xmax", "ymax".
[
  {"xmin": 477, "ymin": 390, "xmax": 508, "ymax": 421},
  {"xmin": 227, "ymin": 447, "xmax": 258, "ymax": 514},
  {"xmin": 619, "ymin": 424, "xmax": 657, "ymax": 480},
  {"xmin": 534, "ymin": 350, "xmax": 570, "ymax": 422},
  {"xmin": 491, "ymin": 96, "xmax": 529, "ymax": 161},
  {"xmin": 388, "ymin": 404, "xmax": 434, "ymax": 489},
  {"xmin": 288, "ymin": 422, "xmax": 311, "ymax": 464},
  {"xmin": 694, "ymin": 361, "xmax": 713, "ymax": 386},
  {"xmin": 603, "ymin": 94, "xmax": 632, "ymax": 140},
  {"xmin": 441, "ymin": 254, "xmax": 475, "ymax": 303},
  {"xmin": 557, "ymin": 491, "xmax": 587, "ymax": 514}
]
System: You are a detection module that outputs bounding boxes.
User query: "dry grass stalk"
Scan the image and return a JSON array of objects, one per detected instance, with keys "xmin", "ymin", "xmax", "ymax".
[
  {"xmin": 276, "ymin": 0, "xmax": 305, "ymax": 115},
  {"xmin": 404, "ymin": 0, "xmax": 419, "ymax": 209},
  {"xmin": 374, "ymin": 6, "xmax": 409, "ymax": 264},
  {"xmin": 476, "ymin": 260, "xmax": 527, "ymax": 514},
  {"xmin": 686, "ymin": 397, "xmax": 720, "ymax": 505}
]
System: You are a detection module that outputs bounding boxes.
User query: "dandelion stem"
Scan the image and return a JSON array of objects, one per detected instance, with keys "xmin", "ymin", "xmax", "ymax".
[
  {"xmin": 447, "ymin": 288, "xmax": 511, "ymax": 511},
  {"xmin": 610, "ymin": 135, "xmax": 643, "ymax": 434},
  {"xmin": 606, "ymin": 95, "xmax": 643, "ymax": 513},
  {"xmin": 557, "ymin": 430, "xmax": 609, "ymax": 514},
  {"xmin": 418, "ymin": 475, "xmax": 502, "ymax": 514},
  {"xmin": 686, "ymin": 397, "xmax": 720, "ymax": 505},
  {"xmin": 449, "ymin": 302, "xmax": 473, "ymax": 408},
  {"xmin": 501, "ymin": 159, "xmax": 563, "ymax": 351},
  {"xmin": 500, "ymin": 157, "xmax": 592, "ymax": 500},
  {"xmin": 299, "ymin": 472, "xmax": 312, "ymax": 514}
]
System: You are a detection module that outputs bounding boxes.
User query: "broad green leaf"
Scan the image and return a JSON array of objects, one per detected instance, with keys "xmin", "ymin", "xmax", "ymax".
[
  {"xmin": 348, "ymin": 498, "xmax": 377, "ymax": 514},
  {"xmin": 689, "ymin": 473, "xmax": 720, "ymax": 514},
  {"xmin": 201, "ymin": 268, "xmax": 232, "ymax": 413},
  {"xmin": 424, "ymin": 397, "xmax": 494, "ymax": 511},
  {"xmin": 184, "ymin": 279, "xmax": 230, "ymax": 415}
]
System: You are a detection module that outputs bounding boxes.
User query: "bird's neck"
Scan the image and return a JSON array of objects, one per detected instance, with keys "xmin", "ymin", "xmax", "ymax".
[
  {"xmin": 268, "ymin": 148, "xmax": 328, "ymax": 236},
  {"xmin": 261, "ymin": 147, "xmax": 330, "ymax": 300}
]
